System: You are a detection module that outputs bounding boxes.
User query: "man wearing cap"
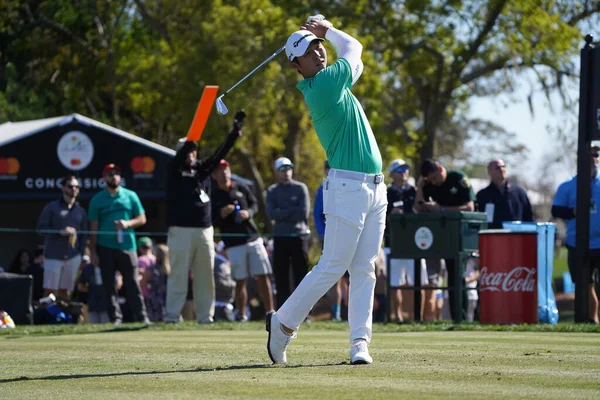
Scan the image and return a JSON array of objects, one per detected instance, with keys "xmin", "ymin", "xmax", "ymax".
[
  {"xmin": 266, "ymin": 157, "xmax": 311, "ymax": 308},
  {"xmin": 384, "ymin": 159, "xmax": 423, "ymax": 323},
  {"xmin": 37, "ymin": 174, "xmax": 88, "ymax": 300},
  {"xmin": 88, "ymin": 163, "xmax": 149, "ymax": 324},
  {"xmin": 415, "ymin": 159, "xmax": 475, "ymax": 321},
  {"xmin": 476, "ymin": 159, "xmax": 534, "ymax": 229},
  {"xmin": 165, "ymin": 111, "xmax": 245, "ymax": 324},
  {"xmin": 266, "ymin": 17, "xmax": 387, "ymax": 365},
  {"xmin": 211, "ymin": 159, "xmax": 274, "ymax": 322},
  {"xmin": 552, "ymin": 147, "xmax": 600, "ymax": 324}
]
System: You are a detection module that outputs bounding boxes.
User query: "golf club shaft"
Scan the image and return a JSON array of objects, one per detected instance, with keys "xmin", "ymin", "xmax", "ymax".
[{"xmin": 222, "ymin": 46, "xmax": 285, "ymax": 97}]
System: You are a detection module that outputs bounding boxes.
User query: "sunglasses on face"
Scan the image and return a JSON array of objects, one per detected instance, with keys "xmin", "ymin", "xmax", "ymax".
[
  {"xmin": 65, "ymin": 184, "xmax": 80, "ymax": 189},
  {"xmin": 593, "ymin": 153, "xmax": 599, "ymax": 158},
  {"xmin": 393, "ymin": 167, "xmax": 409, "ymax": 173},
  {"xmin": 278, "ymin": 166, "xmax": 292, "ymax": 172},
  {"xmin": 107, "ymin": 171, "xmax": 120, "ymax": 177},
  {"xmin": 494, "ymin": 165, "xmax": 506, "ymax": 170}
]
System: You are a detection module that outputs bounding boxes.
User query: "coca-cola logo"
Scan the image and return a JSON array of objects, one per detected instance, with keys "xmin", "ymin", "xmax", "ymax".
[{"xmin": 479, "ymin": 266, "xmax": 536, "ymax": 292}]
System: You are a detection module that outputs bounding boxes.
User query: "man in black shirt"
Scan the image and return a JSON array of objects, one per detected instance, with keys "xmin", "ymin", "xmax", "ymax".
[
  {"xmin": 476, "ymin": 159, "xmax": 534, "ymax": 229},
  {"xmin": 415, "ymin": 159, "xmax": 475, "ymax": 320},
  {"xmin": 165, "ymin": 111, "xmax": 245, "ymax": 324},
  {"xmin": 211, "ymin": 160, "xmax": 274, "ymax": 322}
]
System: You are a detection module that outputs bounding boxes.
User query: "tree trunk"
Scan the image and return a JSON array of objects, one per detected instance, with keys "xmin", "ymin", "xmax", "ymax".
[{"xmin": 284, "ymin": 114, "xmax": 302, "ymax": 165}]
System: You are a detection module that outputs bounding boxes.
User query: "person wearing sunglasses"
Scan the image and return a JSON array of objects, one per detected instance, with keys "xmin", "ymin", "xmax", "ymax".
[
  {"xmin": 552, "ymin": 146, "xmax": 600, "ymax": 324},
  {"xmin": 475, "ymin": 159, "xmax": 534, "ymax": 229},
  {"xmin": 37, "ymin": 174, "xmax": 88, "ymax": 300}
]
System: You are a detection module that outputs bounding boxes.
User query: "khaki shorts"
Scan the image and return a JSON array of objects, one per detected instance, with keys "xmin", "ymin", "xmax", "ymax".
[
  {"xmin": 43, "ymin": 255, "xmax": 82, "ymax": 291},
  {"xmin": 226, "ymin": 238, "xmax": 272, "ymax": 281}
]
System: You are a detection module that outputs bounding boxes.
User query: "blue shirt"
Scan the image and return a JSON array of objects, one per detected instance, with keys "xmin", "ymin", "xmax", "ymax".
[
  {"xmin": 313, "ymin": 184, "xmax": 326, "ymax": 238},
  {"xmin": 552, "ymin": 174, "xmax": 600, "ymax": 248}
]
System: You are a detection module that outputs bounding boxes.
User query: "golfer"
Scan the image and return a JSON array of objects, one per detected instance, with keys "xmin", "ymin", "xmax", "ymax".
[{"xmin": 266, "ymin": 17, "xmax": 387, "ymax": 365}]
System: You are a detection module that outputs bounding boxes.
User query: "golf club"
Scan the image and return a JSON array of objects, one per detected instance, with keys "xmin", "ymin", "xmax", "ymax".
[
  {"xmin": 215, "ymin": 14, "xmax": 326, "ymax": 115},
  {"xmin": 215, "ymin": 46, "xmax": 285, "ymax": 115}
]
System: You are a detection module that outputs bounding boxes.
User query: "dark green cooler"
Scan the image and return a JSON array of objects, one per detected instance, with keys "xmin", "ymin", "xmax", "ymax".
[
  {"xmin": 388, "ymin": 212, "xmax": 487, "ymax": 323},
  {"xmin": 389, "ymin": 212, "xmax": 487, "ymax": 259}
]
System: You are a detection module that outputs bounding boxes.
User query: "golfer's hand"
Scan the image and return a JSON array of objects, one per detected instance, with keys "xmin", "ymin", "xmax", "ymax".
[{"xmin": 300, "ymin": 19, "xmax": 332, "ymax": 38}]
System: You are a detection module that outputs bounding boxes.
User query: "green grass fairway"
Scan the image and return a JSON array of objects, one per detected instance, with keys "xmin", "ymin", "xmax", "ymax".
[{"xmin": 2, "ymin": 323, "xmax": 599, "ymax": 399}]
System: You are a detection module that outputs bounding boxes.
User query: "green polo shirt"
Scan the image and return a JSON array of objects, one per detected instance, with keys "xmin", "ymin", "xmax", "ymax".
[
  {"xmin": 88, "ymin": 187, "xmax": 145, "ymax": 251},
  {"xmin": 297, "ymin": 58, "xmax": 382, "ymax": 174}
]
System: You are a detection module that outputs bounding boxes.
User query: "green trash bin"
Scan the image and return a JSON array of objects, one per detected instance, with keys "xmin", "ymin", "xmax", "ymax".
[{"xmin": 388, "ymin": 212, "xmax": 487, "ymax": 322}]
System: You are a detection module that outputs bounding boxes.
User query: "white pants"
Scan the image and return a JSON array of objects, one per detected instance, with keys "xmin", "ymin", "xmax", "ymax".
[
  {"xmin": 277, "ymin": 169, "xmax": 387, "ymax": 343},
  {"xmin": 166, "ymin": 226, "xmax": 215, "ymax": 323}
]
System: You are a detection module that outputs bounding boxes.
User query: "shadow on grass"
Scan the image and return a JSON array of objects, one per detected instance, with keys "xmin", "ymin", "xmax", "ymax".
[
  {"xmin": 0, "ymin": 362, "xmax": 348, "ymax": 384},
  {"xmin": 3, "ymin": 323, "xmax": 151, "ymax": 339}
]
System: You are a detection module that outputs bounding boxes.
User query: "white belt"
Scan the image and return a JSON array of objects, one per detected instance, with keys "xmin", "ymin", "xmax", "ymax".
[{"xmin": 329, "ymin": 168, "xmax": 384, "ymax": 184}]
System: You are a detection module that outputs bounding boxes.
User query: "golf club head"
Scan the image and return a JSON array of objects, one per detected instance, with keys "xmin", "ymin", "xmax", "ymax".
[{"xmin": 216, "ymin": 96, "xmax": 228, "ymax": 115}]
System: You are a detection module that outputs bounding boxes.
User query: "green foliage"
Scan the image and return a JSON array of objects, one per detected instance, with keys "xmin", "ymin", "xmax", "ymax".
[{"xmin": 2, "ymin": 0, "xmax": 599, "ymax": 218}]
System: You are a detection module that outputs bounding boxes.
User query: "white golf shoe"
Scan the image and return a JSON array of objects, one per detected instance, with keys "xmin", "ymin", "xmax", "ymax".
[
  {"xmin": 350, "ymin": 340, "xmax": 373, "ymax": 365},
  {"xmin": 266, "ymin": 311, "xmax": 296, "ymax": 364}
]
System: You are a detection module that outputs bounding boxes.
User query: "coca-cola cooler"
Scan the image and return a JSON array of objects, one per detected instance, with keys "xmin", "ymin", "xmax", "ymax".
[{"xmin": 479, "ymin": 230, "xmax": 538, "ymax": 324}]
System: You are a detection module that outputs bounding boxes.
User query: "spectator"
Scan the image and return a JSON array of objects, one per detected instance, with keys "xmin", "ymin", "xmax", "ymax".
[
  {"xmin": 165, "ymin": 111, "xmax": 245, "ymax": 324},
  {"xmin": 266, "ymin": 157, "xmax": 311, "ymax": 308},
  {"xmin": 415, "ymin": 159, "xmax": 475, "ymax": 321},
  {"xmin": 137, "ymin": 236, "xmax": 156, "ymax": 299},
  {"xmin": 314, "ymin": 160, "xmax": 344, "ymax": 321},
  {"xmin": 211, "ymin": 159, "xmax": 274, "ymax": 321},
  {"xmin": 372, "ymin": 247, "xmax": 387, "ymax": 322},
  {"xmin": 88, "ymin": 163, "xmax": 149, "ymax": 324},
  {"xmin": 37, "ymin": 175, "xmax": 88, "ymax": 299},
  {"xmin": 141, "ymin": 243, "xmax": 170, "ymax": 322},
  {"xmin": 551, "ymin": 146, "xmax": 600, "ymax": 324},
  {"xmin": 8, "ymin": 249, "xmax": 32, "ymax": 274},
  {"xmin": 384, "ymin": 159, "xmax": 424, "ymax": 323},
  {"xmin": 214, "ymin": 245, "xmax": 236, "ymax": 322},
  {"xmin": 465, "ymin": 253, "xmax": 480, "ymax": 322},
  {"xmin": 28, "ymin": 248, "xmax": 45, "ymax": 302},
  {"xmin": 77, "ymin": 255, "xmax": 109, "ymax": 324},
  {"xmin": 476, "ymin": 159, "xmax": 534, "ymax": 228}
]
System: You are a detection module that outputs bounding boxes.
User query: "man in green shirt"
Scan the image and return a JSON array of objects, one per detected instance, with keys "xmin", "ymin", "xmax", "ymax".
[
  {"xmin": 88, "ymin": 163, "xmax": 149, "ymax": 324},
  {"xmin": 267, "ymin": 16, "xmax": 387, "ymax": 366}
]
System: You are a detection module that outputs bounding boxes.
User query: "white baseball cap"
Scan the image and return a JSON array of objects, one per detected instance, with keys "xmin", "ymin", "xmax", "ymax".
[
  {"xmin": 388, "ymin": 159, "xmax": 409, "ymax": 173},
  {"xmin": 274, "ymin": 157, "xmax": 294, "ymax": 171},
  {"xmin": 285, "ymin": 30, "xmax": 324, "ymax": 62}
]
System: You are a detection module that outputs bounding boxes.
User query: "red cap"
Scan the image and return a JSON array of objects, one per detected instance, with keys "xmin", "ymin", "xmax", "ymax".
[
  {"xmin": 217, "ymin": 159, "xmax": 230, "ymax": 168},
  {"xmin": 102, "ymin": 163, "xmax": 121, "ymax": 175}
]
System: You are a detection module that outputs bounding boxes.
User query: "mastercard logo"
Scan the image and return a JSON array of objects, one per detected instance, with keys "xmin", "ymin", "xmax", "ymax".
[
  {"xmin": 131, "ymin": 156, "xmax": 155, "ymax": 174},
  {"xmin": 0, "ymin": 157, "xmax": 20, "ymax": 175}
]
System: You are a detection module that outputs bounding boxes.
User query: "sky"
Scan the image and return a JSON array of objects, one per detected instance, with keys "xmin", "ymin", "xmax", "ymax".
[{"xmin": 467, "ymin": 82, "xmax": 579, "ymax": 190}]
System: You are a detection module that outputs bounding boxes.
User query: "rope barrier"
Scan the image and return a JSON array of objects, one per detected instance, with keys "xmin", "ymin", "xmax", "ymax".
[{"xmin": 0, "ymin": 228, "xmax": 311, "ymax": 238}]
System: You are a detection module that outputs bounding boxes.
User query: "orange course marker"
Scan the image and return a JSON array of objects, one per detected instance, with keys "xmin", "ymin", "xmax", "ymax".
[{"xmin": 186, "ymin": 85, "xmax": 219, "ymax": 142}]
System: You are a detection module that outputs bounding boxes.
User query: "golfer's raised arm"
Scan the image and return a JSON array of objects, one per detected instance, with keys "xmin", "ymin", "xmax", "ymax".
[{"xmin": 326, "ymin": 28, "xmax": 364, "ymax": 84}]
